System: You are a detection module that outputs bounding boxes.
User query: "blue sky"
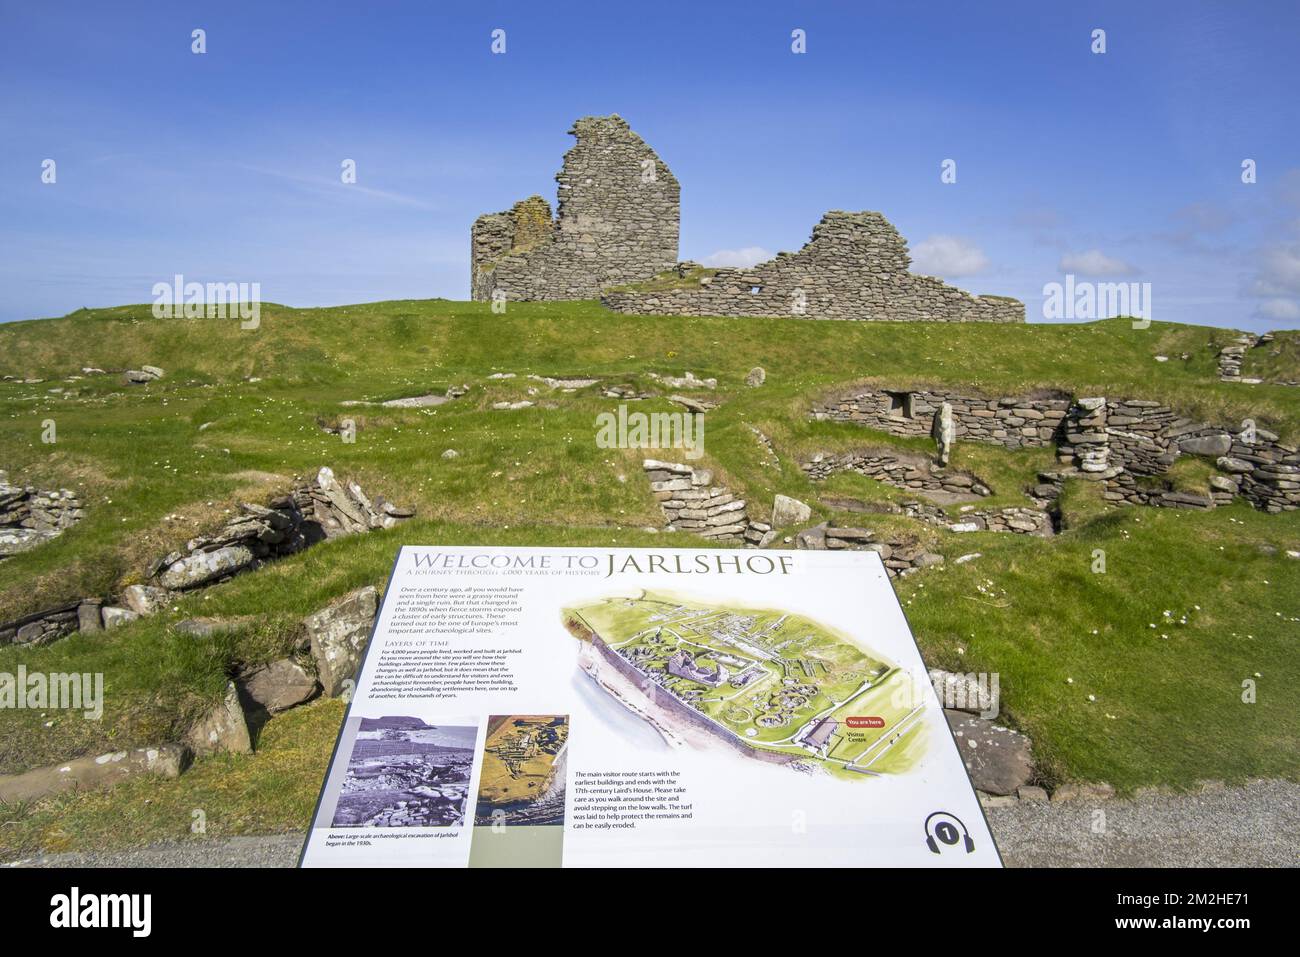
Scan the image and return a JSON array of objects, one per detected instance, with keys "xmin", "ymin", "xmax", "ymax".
[{"xmin": 2, "ymin": 0, "xmax": 1298, "ymax": 328}]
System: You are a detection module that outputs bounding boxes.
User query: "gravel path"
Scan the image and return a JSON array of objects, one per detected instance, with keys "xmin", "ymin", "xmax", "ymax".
[
  {"xmin": 988, "ymin": 778, "xmax": 1300, "ymax": 867},
  {"xmin": 6, "ymin": 780, "xmax": 1297, "ymax": 868}
]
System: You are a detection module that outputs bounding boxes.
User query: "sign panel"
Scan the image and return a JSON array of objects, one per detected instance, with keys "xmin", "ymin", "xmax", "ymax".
[{"xmin": 301, "ymin": 546, "xmax": 1001, "ymax": 867}]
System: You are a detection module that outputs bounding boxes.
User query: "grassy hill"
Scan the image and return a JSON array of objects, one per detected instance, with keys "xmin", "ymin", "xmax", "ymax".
[{"xmin": 1, "ymin": 299, "xmax": 1297, "ymax": 855}]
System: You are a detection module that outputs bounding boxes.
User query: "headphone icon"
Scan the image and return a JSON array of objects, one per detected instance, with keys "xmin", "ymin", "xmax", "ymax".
[{"xmin": 924, "ymin": 811, "xmax": 975, "ymax": 854}]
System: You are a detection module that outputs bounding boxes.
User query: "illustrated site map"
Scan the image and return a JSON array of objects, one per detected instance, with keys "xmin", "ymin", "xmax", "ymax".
[{"xmin": 563, "ymin": 590, "xmax": 930, "ymax": 780}]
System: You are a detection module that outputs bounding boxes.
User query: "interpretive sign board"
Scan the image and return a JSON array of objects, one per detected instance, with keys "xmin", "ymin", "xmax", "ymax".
[{"xmin": 301, "ymin": 545, "xmax": 1001, "ymax": 867}]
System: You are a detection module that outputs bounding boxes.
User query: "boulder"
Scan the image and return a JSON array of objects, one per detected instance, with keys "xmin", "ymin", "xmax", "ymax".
[
  {"xmin": 122, "ymin": 583, "xmax": 172, "ymax": 616},
  {"xmin": 745, "ymin": 366, "xmax": 766, "ymax": 387},
  {"xmin": 156, "ymin": 544, "xmax": 259, "ymax": 590},
  {"xmin": 771, "ymin": 494, "xmax": 812, "ymax": 528},
  {"xmin": 185, "ymin": 681, "xmax": 253, "ymax": 755},
  {"xmin": 944, "ymin": 710, "xmax": 1034, "ymax": 796},
  {"xmin": 238, "ymin": 658, "xmax": 318, "ymax": 714},
  {"xmin": 101, "ymin": 606, "xmax": 140, "ymax": 629},
  {"xmin": 304, "ymin": 585, "xmax": 379, "ymax": 697},
  {"xmin": 0, "ymin": 745, "xmax": 188, "ymax": 804},
  {"xmin": 794, "ymin": 522, "xmax": 829, "ymax": 550}
]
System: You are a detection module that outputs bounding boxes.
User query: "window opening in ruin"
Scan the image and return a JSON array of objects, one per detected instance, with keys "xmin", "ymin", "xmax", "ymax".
[
  {"xmin": 885, "ymin": 391, "xmax": 911, "ymax": 419},
  {"xmin": 750, "ymin": 285, "xmax": 762, "ymax": 294}
]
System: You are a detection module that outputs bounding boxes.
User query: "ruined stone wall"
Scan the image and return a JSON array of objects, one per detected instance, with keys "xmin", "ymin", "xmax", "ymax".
[
  {"xmin": 813, "ymin": 386, "xmax": 1300, "ymax": 513},
  {"xmin": 801, "ymin": 449, "xmax": 991, "ymax": 497},
  {"xmin": 471, "ymin": 115, "xmax": 680, "ymax": 302},
  {"xmin": 602, "ymin": 211, "xmax": 1025, "ymax": 323},
  {"xmin": 643, "ymin": 458, "xmax": 763, "ymax": 545},
  {"xmin": 811, "ymin": 388, "xmax": 1069, "ymax": 450}
]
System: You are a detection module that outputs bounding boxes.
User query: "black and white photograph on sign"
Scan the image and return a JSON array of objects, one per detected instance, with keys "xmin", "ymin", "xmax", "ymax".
[{"xmin": 330, "ymin": 716, "xmax": 476, "ymax": 828}]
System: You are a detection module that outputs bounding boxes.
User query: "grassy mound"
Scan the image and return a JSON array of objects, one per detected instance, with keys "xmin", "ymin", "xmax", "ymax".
[{"xmin": 1, "ymin": 300, "xmax": 1297, "ymax": 854}]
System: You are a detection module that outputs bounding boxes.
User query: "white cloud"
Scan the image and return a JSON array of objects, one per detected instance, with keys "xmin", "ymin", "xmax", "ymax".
[
  {"xmin": 910, "ymin": 235, "xmax": 989, "ymax": 277},
  {"xmin": 1255, "ymin": 298, "xmax": 1300, "ymax": 322},
  {"xmin": 1058, "ymin": 249, "xmax": 1138, "ymax": 276},
  {"xmin": 1251, "ymin": 243, "xmax": 1300, "ymax": 295},
  {"xmin": 701, "ymin": 247, "xmax": 773, "ymax": 268}
]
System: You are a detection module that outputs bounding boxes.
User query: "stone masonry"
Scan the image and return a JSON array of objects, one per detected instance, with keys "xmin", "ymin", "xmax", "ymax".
[
  {"xmin": 811, "ymin": 387, "xmax": 1070, "ymax": 449},
  {"xmin": 603, "ymin": 211, "xmax": 1024, "ymax": 323},
  {"xmin": 471, "ymin": 115, "xmax": 680, "ymax": 302},
  {"xmin": 0, "ymin": 470, "xmax": 83, "ymax": 560},
  {"xmin": 642, "ymin": 459, "xmax": 773, "ymax": 546},
  {"xmin": 471, "ymin": 116, "xmax": 1021, "ymax": 322},
  {"xmin": 812, "ymin": 386, "xmax": 1300, "ymax": 513}
]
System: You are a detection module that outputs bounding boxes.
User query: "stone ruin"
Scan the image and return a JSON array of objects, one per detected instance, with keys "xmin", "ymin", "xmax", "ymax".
[
  {"xmin": 0, "ymin": 470, "xmax": 83, "ymax": 560},
  {"xmin": 603, "ymin": 212, "xmax": 1024, "ymax": 323},
  {"xmin": 471, "ymin": 115, "xmax": 680, "ymax": 302},
  {"xmin": 0, "ymin": 466, "xmax": 413, "ymax": 647},
  {"xmin": 470, "ymin": 115, "xmax": 1023, "ymax": 323},
  {"xmin": 811, "ymin": 386, "xmax": 1300, "ymax": 513}
]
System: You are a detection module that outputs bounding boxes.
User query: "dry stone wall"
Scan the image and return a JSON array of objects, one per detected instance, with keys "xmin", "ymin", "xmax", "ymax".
[
  {"xmin": 471, "ymin": 115, "xmax": 680, "ymax": 302},
  {"xmin": 642, "ymin": 458, "xmax": 772, "ymax": 545},
  {"xmin": 801, "ymin": 449, "xmax": 991, "ymax": 497},
  {"xmin": 812, "ymin": 388, "xmax": 1069, "ymax": 449},
  {"xmin": 814, "ymin": 385, "xmax": 1300, "ymax": 513},
  {"xmin": 602, "ymin": 211, "xmax": 1024, "ymax": 323},
  {"xmin": 0, "ymin": 471, "xmax": 83, "ymax": 559}
]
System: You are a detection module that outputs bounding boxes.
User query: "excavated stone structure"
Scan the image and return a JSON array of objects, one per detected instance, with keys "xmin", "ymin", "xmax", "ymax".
[{"xmin": 471, "ymin": 115, "xmax": 680, "ymax": 302}]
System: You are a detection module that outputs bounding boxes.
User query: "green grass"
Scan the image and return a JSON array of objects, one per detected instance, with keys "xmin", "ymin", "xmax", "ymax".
[{"xmin": 1, "ymin": 299, "xmax": 1298, "ymax": 855}]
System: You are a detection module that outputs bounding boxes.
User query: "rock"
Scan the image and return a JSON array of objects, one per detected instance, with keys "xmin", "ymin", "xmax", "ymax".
[
  {"xmin": 931, "ymin": 401, "xmax": 956, "ymax": 467},
  {"xmin": 0, "ymin": 745, "xmax": 188, "ymax": 804},
  {"xmin": 771, "ymin": 494, "xmax": 813, "ymax": 527},
  {"xmin": 123, "ymin": 370, "xmax": 154, "ymax": 384},
  {"xmin": 1017, "ymin": 785, "xmax": 1049, "ymax": 802},
  {"xmin": 1052, "ymin": 781, "xmax": 1115, "ymax": 803},
  {"xmin": 668, "ymin": 394, "xmax": 711, "ymax": 414},
  {"xmin": 977, "ymin": 791, "xmax": 1018, "ymax": 809},
  {"xmin": 305, "ymin": 585, "xmax": 379, "ymax": 697},
  {"xmin": 122, "ymin": 583, "xmax": 172, "ymax": 616},
  {"xmin": 1179, "ymin": 433, "xmax": 1232, "ymax": 457},
  {"xmin": 77, "ymin": 600, "xmax": 103, "ymax": 633},
  {"xmin": 745, "ymin": 366, "xmax": 766, "ymax": 387},
  {"xmin": 1216, "ymin": 456, "xmax": 1254, "ymax": 474},
  {"xmin": 156, "ymin": 543, "xmax": 259, "ymax": 590},
  {"xmin": 185, "ymin": 681, "xmax": 252, "ymax": 755},
  {"xmin": 931, "ymin": 670, "xmax": 994, "ymax": 714},
  {"xmin": 141, "ymin": 365, "xmax": 165, "ymax": 379},
  {"xmin": 944, "ymin": 710, "xmax": 1034, "ymax": 796},
  {"xmin": 101, "ymin": 606, "xmax": 139, "ymax": 629},
  {"xmin": 173, "ymin": 616, "xmax": 257, "ymax": 639},
  {"xmin": 238, "ymin": 658, "xmax": 318, "ymax": 714},
  {"xmin": 381, "ymin": 393, "xmax": 447, "ymax": 408},
  {"xmin": 441, "ymin": 449, "xmax": 459, "ymax": 459}
]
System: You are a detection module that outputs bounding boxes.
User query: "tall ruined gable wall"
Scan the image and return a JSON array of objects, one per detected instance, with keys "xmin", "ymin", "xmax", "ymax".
[{"xmin": 471, "ymin": 115, "xmax": 680, "ymax": 302}]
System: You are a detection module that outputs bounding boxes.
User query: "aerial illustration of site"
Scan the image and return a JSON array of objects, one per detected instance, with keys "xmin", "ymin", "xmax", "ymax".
[{"xmin": 563, "ymin": 591, "xmax": 929, "ymax": 780}]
